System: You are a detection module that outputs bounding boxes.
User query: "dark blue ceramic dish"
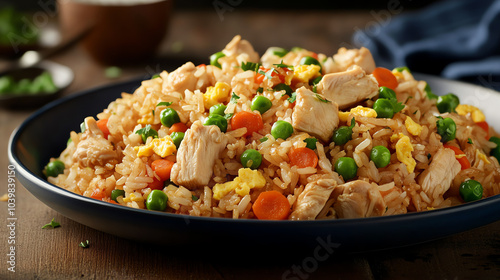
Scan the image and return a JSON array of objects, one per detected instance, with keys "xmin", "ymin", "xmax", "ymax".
[{"xmin": 8, "ymin": 74, "xmax": 500, "ymax": 252}]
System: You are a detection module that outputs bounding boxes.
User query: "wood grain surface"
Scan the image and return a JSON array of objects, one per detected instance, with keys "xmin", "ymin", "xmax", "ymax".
[{"xmin": 1, "ymin": 9, "xmax": 499, "ymax": 280}]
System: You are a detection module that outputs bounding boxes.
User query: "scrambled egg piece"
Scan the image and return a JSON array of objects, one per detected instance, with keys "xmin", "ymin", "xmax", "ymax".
[
  {"xmin": 339, "ymin": 106, "xmax": 377, "ymax": 122},
  {"xmin": 292, "ymin": 65, "xmax": 321, "ymax": 83},
  {"xmin": 203, "ymin": 82, "xmax": 232, "ymax": 109},
  {"xmin": 390, "ymin": 132, "xmax": 404, "ymax": 143},
  {"xmin": 476, "ymin": 149, "xmax": 491, "ymax": 164},
  {"xmin": 138, "ymin": 113, "xmax": 154, "ymax": 125},
  {"xmin": 395, "ymin": 135, "xmax": 416, "ymax": 173},
  {"xmin": 405, "ymin": 116, "xmax": 423, "ymax": 136},
  {"xmin": 123, "ymin": 192, "xmax": 144, "ymax": 203},
  {"xmin": 135, "ymin": 136, "xmax": 176, "ymax": 158},
  {"xmin": 212, "ymin": 168, "xmax": 266, "ymax": 200},
  {"xmin": 455, "ymin": 104, "xmax": 486, "ymax": 123}
]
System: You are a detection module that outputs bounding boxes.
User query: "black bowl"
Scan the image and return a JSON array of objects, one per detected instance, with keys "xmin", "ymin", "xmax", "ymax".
[{"xmin": 8, "ymin": 74, "xmax": 500, "ymax": 252}]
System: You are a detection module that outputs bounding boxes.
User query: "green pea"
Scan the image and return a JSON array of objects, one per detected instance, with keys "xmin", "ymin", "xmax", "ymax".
[
  {"xmin": 146, "ymin": 190, "xmax": 168, "ymax": 211},
  {"xmin": 489, "ymin": 136, "xmax": 500, "ymax": 162},
  {"xmin": 378, "ymin": 86, "xmax": 396, "ymax": 100},
  {"xmin": 209, "ymin": 104, "xmax": 227, "ymax": 116},
  {"xmin": 425, "ymin": 83, "xmax": 438, "ymax": 100},
  {"xmin": 240, "ymin": 149, "xmax": 262, "ymax": 169},
  {"xmin": 331, "ymin": 118, "xmax": 355, "ymax": 146},
  {"xmin": 459, "ymin": 179, "xmax": 483, "ymax": 202},
  {"xmin": 251, "ymin": 95, "xmax": 272, "ymax": 114},
  {"xmin": 334, "ymin": 157, "xmax": 358, "ymax": 181},
  {"xmin": 44, "ymin": 160, "xmax": 65, "ymax": 177},
  {"xmin": 300, "ymin": 56, "xmax": 322, "ymax": 73},
  {"xmin": 436, "ymin": 117, "xmax": 456, "ymax": 143},
  {"xmin": 204, "ymin": 114, "xmax": 228, "ymax": 132},
  {"xmin": 160, "ymin": 108, "xmax": 180, "ymax": 127},
  {"xmin": 210, "ymin": 51, "xmax": 226, "ymax": 69},
  {"xmin": 271, "ymin": 120, "xmax": 293, "ymax": 140},
  {"xmin": 271, "ymin": 47, "xmax": 288, "ymax": 58},
  {"xmin": 373, "ymin": 98, "xmax": 395, "ymax": 118},
  {"xmin": 170, "ymin": 132, "xmax": 185, "ymax": 148},
  {"xmin": 274, "ymin": 83, "xmax": 293, "ymax": 96},
  {"xmin": 111, "ymin": 189, "xmax": 125, "ymax": 202},
  {"xmin": 436, "ymin": 93, "xmax": 460, "ymax": 113},
  {"xmin": 370, "ymin": 146, "xmax": 391, "ymax": 168},
  {"xmin": 304, "ymin": 137, "xmax": 318, "ymax": 150}
]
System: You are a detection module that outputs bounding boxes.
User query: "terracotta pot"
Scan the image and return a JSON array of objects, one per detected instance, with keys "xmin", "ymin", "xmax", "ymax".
[{"xmin": 58, "ymin": 0, "xmax": 173, "ymax": 65}]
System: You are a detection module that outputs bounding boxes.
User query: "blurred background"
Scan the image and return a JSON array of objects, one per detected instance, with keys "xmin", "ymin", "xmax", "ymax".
[{"xmin": 0, "ymin": 0, "xmax": 498, "ymax": 107}]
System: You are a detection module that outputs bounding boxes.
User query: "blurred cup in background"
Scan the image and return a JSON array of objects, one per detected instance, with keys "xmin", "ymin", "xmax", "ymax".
[{"xmin": 58, "ymin": 0, "xmax": 173, "ymax": 65}]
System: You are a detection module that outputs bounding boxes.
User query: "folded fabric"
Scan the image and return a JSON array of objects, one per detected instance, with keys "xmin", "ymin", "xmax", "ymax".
[{"xmin": 353, "ymin": 0, "xmax": 500, "ymax": 90}]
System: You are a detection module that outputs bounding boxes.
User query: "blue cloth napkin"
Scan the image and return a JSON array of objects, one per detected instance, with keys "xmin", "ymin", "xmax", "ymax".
[{"xmin": 353, "ymin": 0, "xmax": 500, "ymax": 90}]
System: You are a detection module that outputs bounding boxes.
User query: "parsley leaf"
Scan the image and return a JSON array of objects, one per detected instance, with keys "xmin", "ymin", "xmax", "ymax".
[
  {"xmin": 392, "ymin": 101, "xmax": 405, "ymax": 114},
  {"xmin": 413, "ymin": 110, "xmax": 418, "ymax": 115},
  {"xmin": 467, "ymin": 138, "xmax": 473, "ymax": 144},
  {"xmin": 192, "ymin": 195, "xmax": 199, "ymax": 202},
  {"xmin": 156, "ymin": 101, "xmax": 173, "ymax": 107},
  {"xmin": 224, "ymin": 113, "xmax": 234, "ymax": 120},
  {"xmin": 41, "ymin": 218, "xmax": 61, "ymax": 229},
  {"xmin": 230, "ymin": 92, "xmax": 240, "ymax": 104},
  {"xmin": 135, "ymin": 124, "xmax": 158, "ymax": 143},
  {"xmin": 287, "ymin": 92, "xmax": 297, "ymax": 103},
  {"xmin": 315, "ymin": 93, "xmax": 331, "ymax": 103},
  {"xmin": 79, "ymin": 240, "xmax": 90, "ymax": 248},
  {"xmin": 273, "ymin": 60, "xmax": 293, "ymax": 69},
  {"xmin": 152, "ymin": 73, "xmax": 161, "ymax": 79},
  {"xmin": 304, "ymin": 138, "xmax": 318, "ymax": 150},
  {"xmin": 241, "ymin": 61, "xmax": 261, "ymax": 72},
  {"xmin": 256, "ymin": 87, "xmax": 263, "ymax": 93},
  {"xmin": 260, "ymin": 137, "xmax": 268, "ymax": 142},
  {"xmin": 348, "ymin": 117, "xmax": 356, "ymax": 129},
  {"xmin": 258, "ymin": 69, "xmax": 274, "ymax": 80}
]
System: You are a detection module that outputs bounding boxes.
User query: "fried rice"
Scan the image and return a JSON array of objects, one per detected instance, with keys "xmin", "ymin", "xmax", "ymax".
[{"xmin": 46, "ymin": 35, "xmax": 500, "ymax": 220}]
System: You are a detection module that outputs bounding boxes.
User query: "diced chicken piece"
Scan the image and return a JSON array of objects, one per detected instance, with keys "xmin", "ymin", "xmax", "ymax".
[
  {"xmin": 328, "ymin": 47, "xmax": 376, "ymax": 74},
  {"xmin": 162, "ymin": 62, "xmax": 212, "ymax": 96},
  {"xmin": 171, "ymin": 121, "xmax": 228, "ymax": 189},
  {"xmin": 316, "ymin": 65, "xmax": 378, "ymax": 110},
  {"xmin": 223, "ymin": 35, "xmax": 260, "ymax": 63},
  {"xmin": 417, "ymin": 147, "xmax": 461, "ymax": 199},
  {"xmin": 290, "ymin": 179, "xmax": 337, "ymax": 220},
  {"xmin": 291, "ymin": 87, "xmax": 339, "ymax": 142},
  {"xmin": 73, "ymin": 117, "xmax": 117, "ymax": 167},
  {"xmin": 334, "ymin": 180, "xmax": 386, "ymax": 219}
]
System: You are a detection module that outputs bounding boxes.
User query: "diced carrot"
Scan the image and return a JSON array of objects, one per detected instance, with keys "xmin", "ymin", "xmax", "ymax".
[
  {"xmin": 252, "ymin": 191, "xmax": 291, "ymax": 220},
  {"xmin": 443, "ymin": 144, "xmax": 471, "ymax": 170},
  {"xmin": 148, "ymin": 177, "xmax": 164, "ymax": 190},
  {"xmin": 151, "ymin": 159, "xmax": 175, "ymax": 181},
  {"xmin": 255, "ymin": 66, "xmax": 286, "ymax": 85},
  {"xmin": 310, "ymin": 52, "xmax": 319, "ymax": 60},
  {"xmin": 197, "ymin": 64, "xmax": 206, "ymax": 68},
  {"xmin": 476, "ymin": 121, "xmax": 489, "ymax": 139},
  {"xmin": 90, "ymin": 188, "xmax": 104, "ymax": 200},
  {"xmin": 96, "ymin": 119, "xmax": 110, "ymax": 139},
  {"xmin": 372, "ymin": 67, "xmax": 398, "ymax": 90},
  {"xmin": 288, "ymin": 147, "xmax": 318, "ymax": 168},
  {"xmin": 254, "ymin": 72, "xmax": 265, "ymax": 84},
  {"xmin": 230, "ymin": 111, "xmax": 263, "ymax": 137},
  {"xmin": 169, "ymin": 122, "xmax": 189, "ymax": 134}
]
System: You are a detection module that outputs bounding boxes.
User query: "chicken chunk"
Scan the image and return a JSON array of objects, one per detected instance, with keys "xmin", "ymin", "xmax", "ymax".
[
  {"xmin": 223, "ymin": 35, "xmax": 260, "ymax": 63},
  {"xmin": 316, "ymin": 65, "xmax": 378, "ymax": 110},
  {"xmin": 417, "ymin": 147, "xmax": 461, "ymax": 199},
  {"xmin": 162, "ymin": 62, "xmax": 212, "ymax": 96},
  {"xmin": 290, "ymin": 179, "xmax": 337, "ymax": 220},
  {"xmin": 291, "ymin": 87, "xmax": 339, "ymax": 142},
  {"xmin": 73, "ymin": 117, "xmax": 117, "ymax": 168},
  {"xmin": 171, "ymin": 121, "xmax": 228, "ymax": 189},
  {"xmin": 334, "ymin": 180, "xmax": 386, "ymax": 219},
  {"xmin": 329, "ymin": 47, "xmax": 376, "ymax": 74}
]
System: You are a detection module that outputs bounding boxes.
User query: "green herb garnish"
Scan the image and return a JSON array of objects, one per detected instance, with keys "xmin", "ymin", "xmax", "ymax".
[
  {"xmin": 42, "ymin": 218, "xmax": 60, "ymax": 229},
  {"xmin": 135, "ymin": 124, "xmax": 158, "ymax": 143},
  {"xmin": 287, "ymin": 92, "xmax": 297, "ymax": 103},
  {"xmin": 156, "ymin": 101, "xmax": 173, "ymax": 107},
  {"xmin": 304, "ymin": 138, "xmax": 318, "ymax": 150},
  {"xmin": 467, "ymin": 138, "xmax": 473, "ymax": 144},
  {"xmin": 260, "ymin": 137, "xmax": 268, "ymax": 142},
  {"xmin": 315, "ymin": 93, "xmax": 331, "ymax": 103},
  {"xmin": 241, "ymin": 61, "xmax": 261, "ymax": 72},
  {"xmin": 230, "ymin": 92, "xmax": 240, "ymax": 104}
]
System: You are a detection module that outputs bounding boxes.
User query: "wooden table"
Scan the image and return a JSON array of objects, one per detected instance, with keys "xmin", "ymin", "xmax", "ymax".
[{"xmin": 1, "ymin": 9, "xmax": 500, "ymax": 279}]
